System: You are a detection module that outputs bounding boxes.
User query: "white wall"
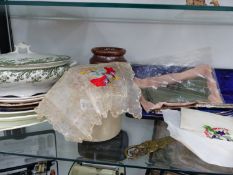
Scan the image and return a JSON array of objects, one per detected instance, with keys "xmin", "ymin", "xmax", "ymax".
[{"xmin": 11, "ymin": 18, "xmax": 233, "ymax": 68}]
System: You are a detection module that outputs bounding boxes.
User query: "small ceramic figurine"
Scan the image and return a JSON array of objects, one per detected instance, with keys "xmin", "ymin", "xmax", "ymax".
[
  {"xmin": 186, "ymin": 0, "xmax": 206, "ymax": 6},
  {"xmin": 210, "ymin": 0, "xmax": 220, "ymax": 6},
  {"xmin": 125, "ymin": 137, "xmax": 174, "ymax": 159},
  {"xmin": 186, "ymin": 0, "xmax": 220, "ymax": 6}
]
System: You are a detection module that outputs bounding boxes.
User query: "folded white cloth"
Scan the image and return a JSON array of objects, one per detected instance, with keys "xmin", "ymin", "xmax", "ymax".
[{"xmin": 162, "ymin": 109, "xmax": 233, "ymax": 168}]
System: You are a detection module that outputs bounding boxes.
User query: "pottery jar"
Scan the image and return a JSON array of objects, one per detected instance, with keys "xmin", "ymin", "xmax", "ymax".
[
  {"xmin": 89, "ymin": 47, "xmax": 127, "ymax": 64},
  {"xmin": 88, "ymin": 46, "xmax": 127, "ymax": 142}
]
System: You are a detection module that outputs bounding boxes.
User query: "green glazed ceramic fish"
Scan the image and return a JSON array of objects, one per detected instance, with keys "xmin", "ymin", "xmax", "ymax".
[{"xmin": 125, "ymin": 136, "xmax": 174, "ymax": 159}]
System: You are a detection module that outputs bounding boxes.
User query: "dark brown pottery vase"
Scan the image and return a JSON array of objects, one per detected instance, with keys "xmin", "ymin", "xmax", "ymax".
[
  {"xmin": 88, "ymin": 47, "xmax": 127, "ymax": 142},
  {"xmin": 89, "ymin": 47, "xmax": 127, "ymax": 64}
]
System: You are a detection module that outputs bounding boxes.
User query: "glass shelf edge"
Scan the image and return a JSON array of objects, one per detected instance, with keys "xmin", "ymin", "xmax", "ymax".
[
  {"xmin": 9, "ymin": 15, "xmax": 233, "ymax": 26},
  {"xmin": 1, "ymin": 1, "xmax": 233, "ymax": 12},
  {"xmin": 0, "ymin": 151, "xmax": 140, "ymax": 169},
  {"xmin": 0, "ymin": 151, "xmax": 231, "ymax": 174}
]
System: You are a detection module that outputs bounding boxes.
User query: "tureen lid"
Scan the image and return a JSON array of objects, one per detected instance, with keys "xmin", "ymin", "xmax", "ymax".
[{"xmin": 0, "ymin": 43, "xmax": 71, "ymax": 68}]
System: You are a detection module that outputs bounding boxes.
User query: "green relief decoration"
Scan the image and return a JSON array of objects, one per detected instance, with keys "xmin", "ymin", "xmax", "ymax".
[
  {"xmin": 0, "ymin": 65, "xmax": 69, "ymax": 84},
  {"xmin": 0, "ymin": 56, "xmax": 70, "ymax": 66},
  {"xmin": 141, "ymin": 77, "xmax": 210, "ymax": 104}
]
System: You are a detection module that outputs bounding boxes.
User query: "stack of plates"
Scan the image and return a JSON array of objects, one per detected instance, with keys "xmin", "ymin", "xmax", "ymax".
[
  {"xmin": 0, "ymin": 110, "xmax": 47, "ymax": 131},
  {"xmin": 0, "ymin": 94, "xmax": 44, "ymax": 110},
  {"xmin": 0, "ymin": 43, "xmax": 72, "ymax": 132},
  {"xmin": 0, "ymin": 94, "xmax": 47, "ymax": 131}
]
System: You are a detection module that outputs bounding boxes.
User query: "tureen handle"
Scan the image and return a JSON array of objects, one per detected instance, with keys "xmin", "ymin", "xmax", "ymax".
[
  {"xmin": 13, "ymin": 43, "xmax": 33, "ymax": 54},
  {"xmin": 70, "ymin": 61, "xmax": 78, "ymax": 67}
]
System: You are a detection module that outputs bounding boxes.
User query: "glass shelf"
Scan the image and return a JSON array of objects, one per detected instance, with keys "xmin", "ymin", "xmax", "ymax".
[
  {"xmin": 0, "ymin": 117, "xmax": 231, "ymax": 175},
  {"xmin": 1, "ymin": 1, "xmax": 233, "ymax": 25},
  {"xmin": 1, "ymin": 1, "xmax": 233, "ymax": 10},
  {"xmin": 0, "ymin": 1, "xmax": 233, "ymax": 174}
]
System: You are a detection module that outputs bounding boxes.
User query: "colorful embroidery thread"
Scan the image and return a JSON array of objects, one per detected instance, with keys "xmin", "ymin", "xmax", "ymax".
[
  {"xmin": 80, "ymin": 67, "xmax": 118, "ymax": 87},
  {"xmin": 203, "ymin": 125, "xmax": 233, "ymax": 142}
]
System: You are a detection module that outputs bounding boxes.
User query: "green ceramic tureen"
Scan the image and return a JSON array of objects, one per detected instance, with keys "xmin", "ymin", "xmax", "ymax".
[{"xmin": 0, "ymin": 43, "xmax": 73, "ymax": 97}]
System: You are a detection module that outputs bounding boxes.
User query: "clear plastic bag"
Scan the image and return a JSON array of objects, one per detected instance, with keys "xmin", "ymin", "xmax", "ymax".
[
  {"xmin": 148, "ymin": 47, "xmax": 213, "ymax": 67},
  {"xmin": 132, "ymin": 48, "xmax": 223, "ymax": 112}
]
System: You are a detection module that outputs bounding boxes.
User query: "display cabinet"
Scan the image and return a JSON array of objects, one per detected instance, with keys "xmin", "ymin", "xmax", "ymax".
[
  {"xmin": 0, "ymin": 1, "xmax": 233, "ymax": 175},
  {"xmin": 0, "ymin": 5, "xmax": 13, "ymax": 53}
]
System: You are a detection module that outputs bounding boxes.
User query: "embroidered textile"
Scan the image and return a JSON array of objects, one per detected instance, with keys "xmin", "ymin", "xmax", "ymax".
[{"xmin": 36, "ymin": 62, "xmax": 141, "ymax": 142}]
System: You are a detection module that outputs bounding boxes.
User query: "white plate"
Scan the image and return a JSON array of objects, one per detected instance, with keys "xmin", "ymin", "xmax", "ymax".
[
  {"xmin": 0, "ymin": 106, "xmax": 37, "ymax": 111},
  {"xmin": 0, "ymin": 115, "xmax": 38, "ymax": 121},
  {"xmin": 0, "ymin": 112, "xmax": 36, "ymax": 118},
  {"xmin": 0, "ymin": 94, "xmax": 44, "ymax": 103},
  {"xmin": 0, "ymin": 101, "xmax": 40, "ymax": 107},
  {"xmin": 0, "ymin": 109, "xmax": 35, "ymax": 115},
  {"xmin": 0, "ymin": 119, "xmax": 47, "ymax": 132}
]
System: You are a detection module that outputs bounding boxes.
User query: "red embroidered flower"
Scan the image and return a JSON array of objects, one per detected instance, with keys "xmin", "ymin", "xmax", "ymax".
[
  {"xmin": 89, "ymin": 67, "xmax": 116, "ymax": 87},
  {"xmin": 90, "ymin": 75, "xmax": 108, "ymax": 87},
  {"xmin": 104, "ymin": 67, "xmax": 115, "ymax": 74}
]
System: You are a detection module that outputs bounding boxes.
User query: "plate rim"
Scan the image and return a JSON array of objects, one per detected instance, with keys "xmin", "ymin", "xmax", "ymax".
[{"xmin": 0, "ymin": 94, "xmax": 44, "ymax": 103}]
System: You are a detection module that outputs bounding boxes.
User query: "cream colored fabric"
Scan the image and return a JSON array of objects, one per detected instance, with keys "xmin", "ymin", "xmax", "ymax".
[
  {"xmin": 36, "ymin": 62, "xmax": 141, "ymax": 142},
  {"xmin": 163, "ymin": 109, "xmax": 233, "ymax": 168},
  {"xmin": 180, "ymin": 108, "xmax": 233, "ymax": 134}
]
